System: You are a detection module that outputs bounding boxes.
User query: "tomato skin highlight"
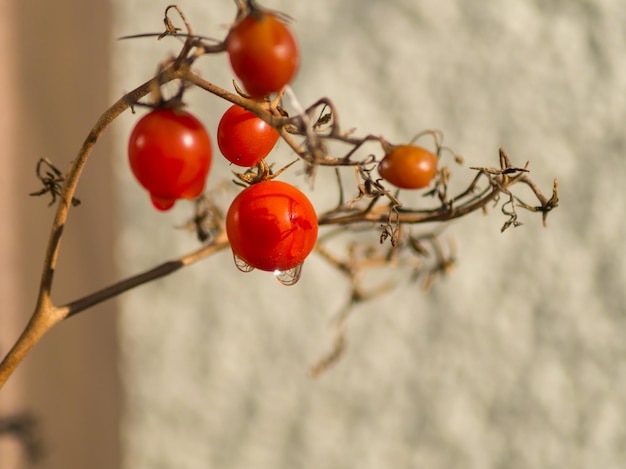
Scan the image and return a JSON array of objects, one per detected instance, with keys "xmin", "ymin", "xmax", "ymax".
[
  {"xmin": 378, "ymin": 145, "xmax": 438, "ymax": 189},
  {"xmin": 226, "ymin": 180, "xmax": 318, "ymax": 272},
  {"xmin": 128, "ymin": 108, "xmax": 212, "ymax": 210},
  {"xmin": 217, "ymin": 104, "xmax": 279, "ymax": 167},
  {"xmin": 226, "ymin": 12, "xmax": 299, "ymax": 98}
]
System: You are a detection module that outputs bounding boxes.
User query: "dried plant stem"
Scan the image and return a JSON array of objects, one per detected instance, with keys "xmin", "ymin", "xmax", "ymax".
[
  {"xmin": 0, "ymin": 65, "xmax": 186, "ymax": 389},
  {"xmin": 64, "ymin": 232, "xmax": 229, "ymax": 319},
  {"xmin": 0, "ymin": 4, "xmax": 559, "ymax": 388},
  {"xmin": 0, "ymin": 64, "xmax": 285, "ymax": 389}
]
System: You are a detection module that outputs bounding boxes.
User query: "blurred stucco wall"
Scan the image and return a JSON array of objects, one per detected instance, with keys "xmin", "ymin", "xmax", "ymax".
[
  {"xmin": 3, "ymin": 0, "xmax": 622, "ymax": 468},
  {"xmin": 110, "ymin": 0, "xmax": 623, "ymax": 469},
  {"xmin": 1, "ymin": 2, "xmax": 618, "ymax": 467}
]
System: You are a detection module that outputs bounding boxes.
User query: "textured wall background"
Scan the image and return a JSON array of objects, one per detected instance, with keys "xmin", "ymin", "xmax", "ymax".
[{"xmin": 112, "ymin": 1, "xmax": 626, "ymax": 468}]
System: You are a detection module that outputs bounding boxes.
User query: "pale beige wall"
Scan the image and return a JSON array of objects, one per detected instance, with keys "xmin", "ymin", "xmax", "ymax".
[
  {"xmin": 0, "ymin": 1, "xmax": 119, "ymax": 468},
  {"xmin": 113, "ymin": 1, "xmax": 626, "ymax": 469}
]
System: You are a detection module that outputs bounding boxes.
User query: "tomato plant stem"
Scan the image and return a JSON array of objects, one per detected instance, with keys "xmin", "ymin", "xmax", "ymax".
[
  {"xmin": 0, "ymin": 2, "xmax": 559, "ymax": 389},
  {"xmin": 0, "ymin": 65, "xmax": 184, "ymax": 390},
  {"xmin": 64, "ymin": 232, "xmax": 229, "ymax": 319}
]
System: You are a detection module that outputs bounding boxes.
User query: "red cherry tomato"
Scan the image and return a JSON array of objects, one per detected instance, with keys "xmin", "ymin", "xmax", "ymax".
[
  {"xmin": 217, "ymin": 104, "xmax": 280, "ymax": 167},
  {"xmin": 226, "ymin": 11, "xmax": 299, "ymax": 98},
  {"xmin": 378, "ymin": 145, "xmax": 438, "ymax": 189},
  {"xmin": 226, "ymin": 180, "xmax": 318, "ymax": 272},
  {"xmin": 128, "ymin": 108, "xmax": 212, "ymax": 210}
]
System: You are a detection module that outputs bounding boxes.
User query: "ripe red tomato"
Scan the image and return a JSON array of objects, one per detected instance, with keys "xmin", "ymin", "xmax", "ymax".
[
  {"xmin": 378, "ymin": 145, "xmax": 438, "ymax": 189},
  {"xmin": 217, "ymin": 104, "xmax": 279, "ymax": 167},
  {"xmin": 226, "ymin": 11, "xmax": 299, "ymax": 98},
  {"xmin": 226, "ymin": 180, "xmax": 318, "ymax": 272},
  {"xmin": 128, "ymin": 108, "xmax": 212, "ymax": 210}
]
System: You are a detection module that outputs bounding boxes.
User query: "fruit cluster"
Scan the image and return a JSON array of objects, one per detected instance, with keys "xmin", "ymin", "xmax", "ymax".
[
  {"xmin": 1, "ymin": 0, "xmax": 559, "ymax": 387},
  {"xmin": 126, "ymin": 3, "xmax": 442, "ymax": 284}
]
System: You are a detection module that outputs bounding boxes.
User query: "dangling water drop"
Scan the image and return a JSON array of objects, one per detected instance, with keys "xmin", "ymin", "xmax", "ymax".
[
  {"xmin": 233, "ymin": 254, "xmax": 254, "ymax": 272},
  {"xmin": 274, "ymin": 264, "xmax": 303, "ymax": 286}
]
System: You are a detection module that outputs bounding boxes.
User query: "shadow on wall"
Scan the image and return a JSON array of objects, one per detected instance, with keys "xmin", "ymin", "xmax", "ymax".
[{"xmin": 0, "ymin": 1, "xmax": 120, "ymax": 469}]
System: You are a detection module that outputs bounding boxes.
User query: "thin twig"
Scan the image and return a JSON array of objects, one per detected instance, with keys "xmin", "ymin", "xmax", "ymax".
[
  {"xmin": 65, "ymin": 232, "xmax": 229, "ymax": 318},
  {"xmin": 0, "ymin": 65, "xmax": 184, "ymax": 389}
]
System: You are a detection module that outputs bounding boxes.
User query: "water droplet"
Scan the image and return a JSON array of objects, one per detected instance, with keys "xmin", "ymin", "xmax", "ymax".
[
  {"xmin": 274, "ymin": 264, "xmax": 303, "ymax": 286},
  {"xmin": 233, "ymin": 254, "xmax": 254, "ymax": 273}
]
